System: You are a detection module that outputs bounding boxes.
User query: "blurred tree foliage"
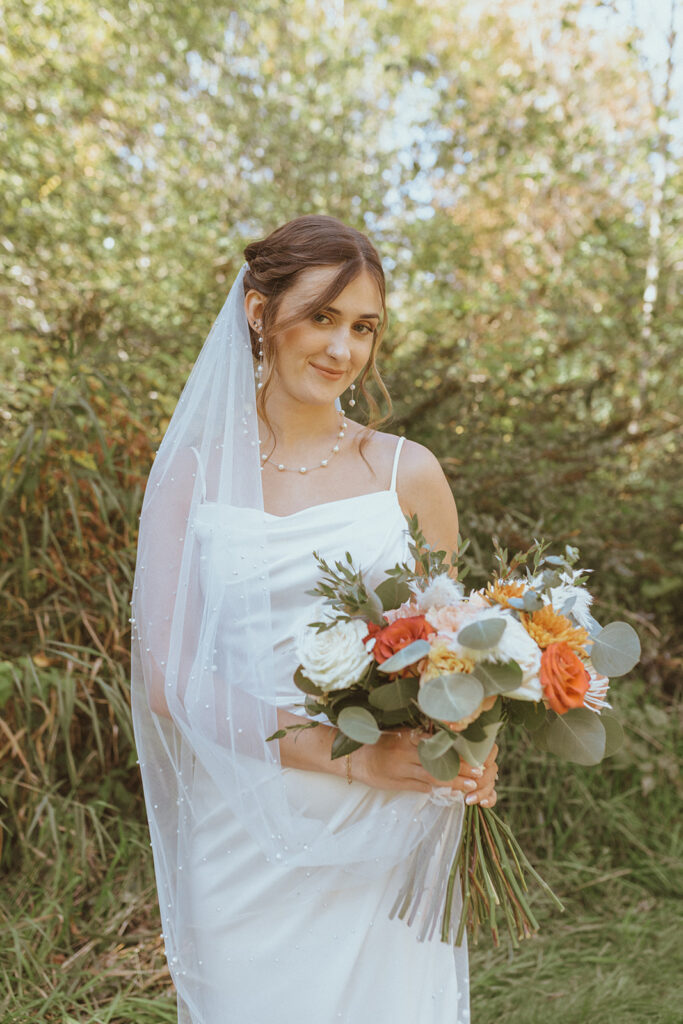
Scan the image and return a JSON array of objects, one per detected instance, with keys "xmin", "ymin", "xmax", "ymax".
[{"xmin": 0, "ymin": 0, "xmax": 681, "ymax": 809}]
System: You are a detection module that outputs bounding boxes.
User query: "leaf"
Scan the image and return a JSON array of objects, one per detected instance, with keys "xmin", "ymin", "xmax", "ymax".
[
  {"xmin": 460, "ymin": 717, "xmax": 487, "ymax": 742},
  {"xmin": 546, "ymin": 707, "xmax": 606, "ymax": 765},
  {"xmin": 506, "ymin": 699, "xmax": 546, "ymax": 732},
  {"xmin": 373, "ymin": 708, "xmax": 414, "ymax": 728},
  {"xmin": 522, "ymin": 590, "xmax": 544, "ymax": 612},
  {"xmin": 457, "ymin": 617, "xmax": 506, "ymax": 651},
  {"xmin": 358, "ymin": 589, "xmax": 385, "ymax": 625},
  {"xmin": 532, "ymin": 723, "xmax": 551, "ymax": 752},
  {"xmin": 472, "ymin": 659, "xmax": 522, "ymax": 695},
  {"xmin": 266, "ymin": 729, "xmax": 287, "ymax": 742},
  {"xmin": 417, "ymin": 673, "xmax": 484, "ymax": 722},
  {"xmin": 304, "ymin": 695, "xmax": 327, "ymax": 716},
  {"xmin": 337, "ymin": 706, "xmax": 381, "ymax": 744},
  {"xmin": 601, "ymin": 712, "xmax": 625, "ymax": 758},
  {"xmin": 369, "ymin": 677, "xmax": 419, "ymax": 711},
  {"xmin": 330, "ymin": 731, "xmax": 364, "ymax": 760},
  {"xmin": 418, "ymin": 731, "xmax": 461, "ymax": 781},
  {"xmin": 590, "ymin": 621, "xmax": 641, "ymax": 677},
  {"xmin": 377, "ymin": 639, "xmax": 431, "ymax": 674},
  {"xmin": 293, "ymin": 666, "xmax": 326, "ymax": 697},
  {"xmin": 453, "ymin": 717, "xmax": 502, "ymax": 769},
  {"xmin": 374, "ymin": 576, "xmax": 413, "ymax": 611}
]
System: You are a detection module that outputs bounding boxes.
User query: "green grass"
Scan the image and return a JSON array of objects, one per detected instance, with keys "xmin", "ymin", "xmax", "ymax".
[{"xmin": 471, "ymin": 896, "xmax": 683, "ymax": 1024}]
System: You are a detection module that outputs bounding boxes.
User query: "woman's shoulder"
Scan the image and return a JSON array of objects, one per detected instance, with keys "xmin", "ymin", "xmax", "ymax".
[{"xmin": 358, "ymin": 428, "xmax": 448, "ymax": 497}]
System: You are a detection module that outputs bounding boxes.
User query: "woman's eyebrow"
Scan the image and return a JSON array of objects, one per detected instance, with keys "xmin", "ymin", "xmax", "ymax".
[{"xmin": 323, "ymin": 306, "xmax": 380, "ymax": 320}]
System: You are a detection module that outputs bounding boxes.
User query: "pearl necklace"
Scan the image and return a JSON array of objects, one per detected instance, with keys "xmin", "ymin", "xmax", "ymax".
[{"xmin": 260, "ymin": 412, "xmax": 347, "ymax": 474}]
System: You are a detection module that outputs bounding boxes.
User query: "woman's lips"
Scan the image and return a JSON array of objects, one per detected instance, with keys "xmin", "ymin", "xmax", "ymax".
[{"xmin": 311, "ymin": 363, "xmax": 345, "ymax": 380}]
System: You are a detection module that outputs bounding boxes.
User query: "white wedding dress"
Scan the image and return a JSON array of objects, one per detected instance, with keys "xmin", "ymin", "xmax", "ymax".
[{"xmin": 178, "ymin": 439, "xmax": 470, "ymax": 1024}]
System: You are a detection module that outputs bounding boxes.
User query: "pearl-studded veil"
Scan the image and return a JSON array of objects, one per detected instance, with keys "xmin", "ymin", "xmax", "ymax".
[{"xmin": 130, "ymin": 262, "xmax": 466, "ymax": 1014}]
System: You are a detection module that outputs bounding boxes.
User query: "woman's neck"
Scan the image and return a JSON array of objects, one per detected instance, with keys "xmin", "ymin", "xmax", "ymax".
[{"xmin": 260, "ymin": 394, "xmax": 342, "ymax": 455}]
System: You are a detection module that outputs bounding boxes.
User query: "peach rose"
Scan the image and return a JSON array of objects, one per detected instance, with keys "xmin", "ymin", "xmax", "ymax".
[
  {"xmin": 540, "ymin": 642, "xmax": 590, "ymax": 715},
  {"xmin": 383, "ymin": 600, "xmax": 420, "ymax": 625},
  {"xmin": 426, "ymin": 592, "xmax": 490, "ymax": 634}
]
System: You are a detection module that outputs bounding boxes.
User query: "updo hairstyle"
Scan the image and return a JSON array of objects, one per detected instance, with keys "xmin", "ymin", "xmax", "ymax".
[{"xmin": 243, "ymin": 215, "xmax": 392, "ymax": 429}]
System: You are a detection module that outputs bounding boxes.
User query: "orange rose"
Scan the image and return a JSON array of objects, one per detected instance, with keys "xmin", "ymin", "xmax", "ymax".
[
  {"xmin": 366, "ymin": 615, "xmax": 435, "ymax": 665},
  {"xmin": 540, "ymin": 642, "xmax": 590, "ymax": 715}
]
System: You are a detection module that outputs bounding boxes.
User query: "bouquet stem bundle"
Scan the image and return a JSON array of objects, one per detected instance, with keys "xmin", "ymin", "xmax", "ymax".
[{"xmin": 446, "ymin": 805, "xmax": 564, "ymax": 948}]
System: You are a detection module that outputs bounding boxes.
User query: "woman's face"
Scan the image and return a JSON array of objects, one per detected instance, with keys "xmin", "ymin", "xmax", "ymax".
[{"xmin": 269, "ymin": 266, "xmax": 381, "ymax": 407}]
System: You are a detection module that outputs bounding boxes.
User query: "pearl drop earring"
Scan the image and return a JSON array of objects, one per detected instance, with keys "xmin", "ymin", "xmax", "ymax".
[
  {"xmin": 254, "ymin": 320, "xmax": 264, "ymax": 390},
  {"xmin": 349, "ymin": 382, "xmax": 356, "ymax": 407}
]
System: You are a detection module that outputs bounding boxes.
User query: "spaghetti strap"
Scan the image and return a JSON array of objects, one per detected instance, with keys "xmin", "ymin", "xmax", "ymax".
[
  {"xmin": 189, "ymin": 445, "xmax": 207, "ymax": 498},
  {"xmin": 389, "ymin": 436, "xmax": 405, "ymax": 492}
]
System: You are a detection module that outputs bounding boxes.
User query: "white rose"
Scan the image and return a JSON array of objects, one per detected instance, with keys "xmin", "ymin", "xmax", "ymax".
[
  {"xmin": 484, "ymin": 613, "xmax": 543, "ymax": 702},
  {"xmin": 296, "ymin": 619, "xmax": 373, "ymax": 693}
]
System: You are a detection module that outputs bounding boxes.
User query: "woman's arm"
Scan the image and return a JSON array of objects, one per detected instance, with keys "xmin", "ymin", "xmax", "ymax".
[
  {"xmin": 277, "ymin": 709, "xmax": 498, "ymax": 804},
  {"xmin": 396, "ymin": 438, "xmax": 461, "ymax": 568}
]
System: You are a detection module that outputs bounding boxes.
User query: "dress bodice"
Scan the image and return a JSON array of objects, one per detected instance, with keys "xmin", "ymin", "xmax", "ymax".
[{"xmin": 192, "ymin": 439, "xmax": 411, "ymax": 713}]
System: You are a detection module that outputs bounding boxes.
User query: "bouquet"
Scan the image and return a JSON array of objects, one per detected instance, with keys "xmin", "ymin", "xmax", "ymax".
[{"xmin": 270, "ymin": 518, "xmax": 641, "ymax": 948}]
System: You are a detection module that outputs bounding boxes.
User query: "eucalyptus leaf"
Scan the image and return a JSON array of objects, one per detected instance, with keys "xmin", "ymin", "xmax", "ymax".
[
  {"xmin": 359, "ymin": 589, "xmax": 385, "ymax": 625},
  {"xmin": 330, "ymin": 731, "xmax": 364, "ymax": 760},
  {"xmin": 377, "ymin": 639, "xmax": 431, "ymax": 674},
  {"xmin": 506, "ymin": 699, "xmax": 546, "ymax": 732},
  {"xmin": 457, "ymin": 617, "xmax": 507, "ymax": 651},
  {"xmin": 369, "ymin": 677, "xmax": 419, "ymax": 711},
  {"xmin": 522, "ymin": 590, "xmax": 544, "ymax": 612},
  {"xmin": 304, "ymin": 695, "xmax": 327, "ymax": 716},
  {"xmin": 417, "ymin": 673, "xmax": 484, "ymax": 722},
  {"xmin": 337, "ymin": 706, "xmax": 381, "ymax": 744},
  {"xmin": 472, "ymin": 659, "xmax": 522, "ymax": 695},
  {"xmin": 542, "ymin": 569, "xmax": 563, "ymax": 589},
  {"xmin": 546, "ymin": 707, "xmax": 606, "ymax": 765},
  {"xmin": 475, "ymin": 697, "xmax": 502, "ymax": 726},
  {"xmin": 532, "ymin": 723, "xmax": 551, "ymax": 752},
  {"xmin": 373, "ymin": 708, "xmax": 414, "ymax": 728},
  {"xmin": 293, "ymin": 666, "xmax": 325, "ymax": 697},
  {"xmin": 418, "ymin": 731, "xmax": 461, "ymax": 781},
  {"xmin": 507, "ymin": 597, "xmax": 526, "ymax": 610},
  {"xmin": 374, "ymin": 576, "xmax": 413, "ymax": 612},
  {"xmin": 460, "ymin": 717, "xmax": 487, "ymax": 742},
  {"xmin": 544, "ymin": 556, "xmax": 566, "ymax": 567},
  {"xmin": 590, "ymin": 621, "xmax": 641, "ymax": 677},
  {"xmin": 601, "ymin": 711, "xmax": 625, "ymax": 758},
  {"xmin": 453, "ymin": 718, "xmax": 502, "ymax": 769}
]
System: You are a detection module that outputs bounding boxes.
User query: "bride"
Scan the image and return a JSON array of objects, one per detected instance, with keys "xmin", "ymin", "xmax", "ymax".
[{"xmin": 131, "ymin": 215, "xmax": 498, "ymax": 1024}]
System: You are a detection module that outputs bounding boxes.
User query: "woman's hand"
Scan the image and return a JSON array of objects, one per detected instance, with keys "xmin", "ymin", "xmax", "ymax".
[{"xmin": 354, "ymin": 731, "xmax": 499, "ymax": 805}]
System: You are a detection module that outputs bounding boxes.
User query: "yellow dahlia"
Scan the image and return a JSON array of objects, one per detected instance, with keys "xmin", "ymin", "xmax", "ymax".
[
  {"xmin": 521, "ymin": 604, "xmax": 589, "ymax": 653},
  {"xmin": 485, "ymin": 579, "xmax": 525, "ymax": 609}
]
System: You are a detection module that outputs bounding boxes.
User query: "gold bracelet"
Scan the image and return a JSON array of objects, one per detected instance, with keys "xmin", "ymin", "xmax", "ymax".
[{"xmin": 345, "ymin": 752, "xmax": 352, "ymax": 785}]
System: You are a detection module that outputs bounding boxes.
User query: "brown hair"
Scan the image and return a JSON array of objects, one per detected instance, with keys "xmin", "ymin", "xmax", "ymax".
[{"xmin": 243, "ymin": 215, "xmax": 392, "ymax": 438}]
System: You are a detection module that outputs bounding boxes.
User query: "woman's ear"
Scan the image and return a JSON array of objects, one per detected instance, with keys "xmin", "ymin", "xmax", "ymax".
[{"xmin": 244, "ymin": 289, "xmax": 267, "ymax": 329}]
